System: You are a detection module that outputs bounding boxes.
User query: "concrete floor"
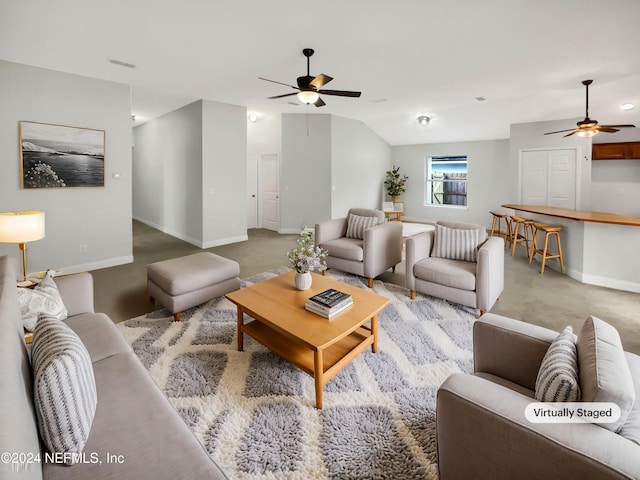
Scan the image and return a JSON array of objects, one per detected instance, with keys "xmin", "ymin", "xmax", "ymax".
[{"xmin": 91, "ymin": 220, "xmax": 640, "ymax": 354}]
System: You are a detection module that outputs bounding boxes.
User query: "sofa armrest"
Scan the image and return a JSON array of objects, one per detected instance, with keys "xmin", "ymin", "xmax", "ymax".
[
  {"xmin": 475, "ymin": 236, "xmax": 505, "ymax": 312},
  {"xmin": 54, "ymin": 272, "xmax": 95, "ymax": 317},
  {"xmin": 404, "ymin": 231, "xmax": 432, "ymax": 291},
  {"xmin": 315, "ymin": 218, "xmax": 347, "ymax": 246},
  {"xmin": 362, "ymin": 221, "xmax": 403, "ymax": 278},
  {"xmin": 474, "ymin": 313, "xmax": 557, "ymax": 391},
  {"xmin": 437, "ymin": 373, "xmax": 640, "ymax": 480}
]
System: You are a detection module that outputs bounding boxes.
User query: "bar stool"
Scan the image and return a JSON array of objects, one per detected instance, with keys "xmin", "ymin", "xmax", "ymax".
[
  {"xmin": 529, "ymin": 223, "xmax": 565, "ymax": 274},
  {"xmin": 490, "ymin": 211, "xmax": 511, "ymax": 247},
  {"xmin": 509, "ymin": 215, "xmax": 534, "ymax": 257}
]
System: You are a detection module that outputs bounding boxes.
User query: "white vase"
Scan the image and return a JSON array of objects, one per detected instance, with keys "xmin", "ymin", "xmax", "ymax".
[{"xmin": 294, "ymin": 272, "xmax": 312, "ymax": 291}]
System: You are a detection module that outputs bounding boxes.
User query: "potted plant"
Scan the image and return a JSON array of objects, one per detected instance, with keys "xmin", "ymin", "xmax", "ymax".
[
  {"xmin": 286, "ymin": 234, "xmax": 328, "ymax": 290},
  {"xmin": 384, "ymin": 165, "xmax": 409, "ymax": 202}
]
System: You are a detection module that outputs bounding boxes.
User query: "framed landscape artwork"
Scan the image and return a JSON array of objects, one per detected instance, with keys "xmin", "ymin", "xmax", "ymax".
[{"xmin": 19, "ymin": 121, "xmax": 105, "ymax": 188}]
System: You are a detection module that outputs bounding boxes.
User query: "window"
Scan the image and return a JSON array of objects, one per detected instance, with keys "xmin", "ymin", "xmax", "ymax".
[{"xmin": 425, "ymin": 156, "xmax": 468, "ymax": 206}]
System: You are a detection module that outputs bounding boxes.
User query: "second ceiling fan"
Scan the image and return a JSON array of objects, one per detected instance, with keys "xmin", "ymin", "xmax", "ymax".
[
  {"xmin": 259, "ymin": 48, "xmax": 361, "ymax": 107},
  {"xmin": 544, "ymin": 80, "xmax": 636, "ymax": 137}
]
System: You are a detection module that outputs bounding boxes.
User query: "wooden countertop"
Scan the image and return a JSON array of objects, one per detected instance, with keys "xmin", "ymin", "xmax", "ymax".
[{"xmin": 501, "ymin": 204, "xmax": 640, "ymax": 227}]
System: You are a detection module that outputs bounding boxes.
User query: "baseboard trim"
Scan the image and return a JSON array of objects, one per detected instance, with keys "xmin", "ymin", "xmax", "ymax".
[
  {"xmin": 278, "ymin": 227, "xmax": 301, "ymax": 235},
  {"xmin": 57, "ymin": 255, "xmax": 134, "ymax": 275},
  {"xmin": 134, "ymin": 216, "xmax": 248, "ymax": 248}
]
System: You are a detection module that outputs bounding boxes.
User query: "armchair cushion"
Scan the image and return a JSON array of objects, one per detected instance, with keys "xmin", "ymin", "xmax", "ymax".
[
  {"xmin": 577, "ymin": 315, "xmax": 636, "ymax": 433},
  {"xmin": 535, "ymin": 326, "xmax": 581, "ymax": 402},
  {"xmin": 321, "ymin": 237, "xmax": 364, "ymax": 262},
  {"xmin": 432, "ymin": 223, "xmax": 482, "ymax": 262},
  {"xmin": 345, "ymin": 213, "xmax": 380, "ymax": 239},
  {"xmin": 414, "ymin": 257, "xmax": 476, "ymax": 291}
]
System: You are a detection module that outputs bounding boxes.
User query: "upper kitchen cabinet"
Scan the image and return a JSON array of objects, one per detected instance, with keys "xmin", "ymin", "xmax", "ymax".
[{"xmin": 592, "ymin": 141, "xmax": 640, "ymax": 160}]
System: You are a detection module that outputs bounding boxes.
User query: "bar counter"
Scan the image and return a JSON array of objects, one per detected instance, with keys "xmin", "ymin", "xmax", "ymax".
[{"xmin": 501, "ymin": 204, "xmax": 640, "ymax": 293}]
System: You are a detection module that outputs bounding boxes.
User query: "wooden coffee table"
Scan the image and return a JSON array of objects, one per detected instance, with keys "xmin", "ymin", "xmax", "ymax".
[{"xmin": 225, "ymin": 271, "xmax": 389, "ymax": 408}]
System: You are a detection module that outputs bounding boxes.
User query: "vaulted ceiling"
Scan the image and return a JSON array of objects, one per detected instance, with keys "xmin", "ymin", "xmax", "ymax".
[{"xmin": 1, "ymin": 0, "xmax": 639, "ymax": 145}]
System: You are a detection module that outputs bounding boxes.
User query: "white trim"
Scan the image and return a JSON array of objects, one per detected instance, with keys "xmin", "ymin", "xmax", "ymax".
[
  {"xmin": 134, "ymin": 216, "xmax": 248, "ymax": 248},
  {"xmin": 278, "ymin": 227, "xmax": 300, "ymax": 234},
  {"xmin": 201, "ymin": 235, "xmax": 248, "ymax": 249},
  {"xmin": 57, "ymin": 255, "xmax": 134, "ymax": 275}
]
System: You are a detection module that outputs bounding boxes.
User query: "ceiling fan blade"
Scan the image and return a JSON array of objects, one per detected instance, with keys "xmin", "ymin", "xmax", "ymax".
[
  {"xmin": 259, "ymin": 77, "xmax": 298, "ymax": 89},
  {"xmin": 310, "ymin": 74, "xmax": 333, "ymax": 89},
  {"xmin": 268, "ymin": 92, "xmax": 298, "ymax": 99},
  {"xmin": 317, "ymin": 89, "xmax": 361, "ymax": 97},
  {"xmin": 544, "ymin": 129, "xmax": 578, "ymax": 135},
  {"xmin": 314, "ymin": 97, "xmax": 326, "ymax": 107},
  {"xmin": 596, "ymin": 127, "xmax": 620, "ymax": 133},
  {"xmin": 563, "ymin": 130, "xmax": 579, "ymax": 137},
  {"xmin": 599, "ymin": 124, "xmax": 636, "ymax": 128}
]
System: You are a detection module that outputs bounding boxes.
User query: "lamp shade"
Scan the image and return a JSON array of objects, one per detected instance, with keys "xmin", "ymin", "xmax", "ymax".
[
  {"xmin": 297, "ymin": 90, "xmax": 320, "ymax": 104},
  {"xmin": 0, "ymin": 211, "xmax": 46, "ymax": 243}
]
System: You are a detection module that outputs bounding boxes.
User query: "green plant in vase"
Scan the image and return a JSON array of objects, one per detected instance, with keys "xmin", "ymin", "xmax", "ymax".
[{"xmin": 384, "ymin": 165, "xmax": 408, "ymax": 202}]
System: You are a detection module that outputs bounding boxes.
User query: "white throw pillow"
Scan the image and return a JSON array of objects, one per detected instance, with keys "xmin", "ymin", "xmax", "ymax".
[
  {"xmin": 432, "ymin": 224, "xmax": 481, "ymax": 262},
  {"xmin": 17, "ymin": 272, "xmax": 67, "ymax": 331},
  {"xmin": 32, "ymin": 316, "xmax": 97, "ymax": 465},
  {"xmin": 346, "ymin": 214, "xmax": 379, "ymax": 239},
  {"xmin": 535, "ymin": 326, "xmax": 581, "ymax": 402}
]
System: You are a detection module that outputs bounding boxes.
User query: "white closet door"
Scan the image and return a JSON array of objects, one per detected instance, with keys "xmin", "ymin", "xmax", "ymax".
[
  {"xmin": 521, "ymin": 150, "xmax": 548, "ymax": 205},
  {"xmin": 547, "ymin": 149, "xmax": 576, "ymax": 209}
]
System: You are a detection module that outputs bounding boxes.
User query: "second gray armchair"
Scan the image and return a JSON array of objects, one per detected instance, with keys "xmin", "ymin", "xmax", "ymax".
[
  {"xmin": 315, "ymin": 208, "xmax": 403, "ymax": 288},
  {"xmin": 405, "ymin": 220, "xmax": 504, "ymax": 314}
]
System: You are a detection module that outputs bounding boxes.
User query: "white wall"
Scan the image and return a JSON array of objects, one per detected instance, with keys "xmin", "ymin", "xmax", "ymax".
[
  {"xmin": 202, "ymin": 100, "xmax": 247, "ymax": 246},
  {"xmin": 391, "ymin": 139, "xmax": 509, "ymax": 227},
  {"xmin": 591, "ymin": 128, "xmax": 640, "ymax": 217},
  {"xmin": 331, "ymin": 116, "xmax": 391, "ymax": 218},
  {"xmin": 0, "ymin": 60, "xmax": 132, "ymax": 277},
  {"xmin": 509, "ymin": 119, "xmax": 592, "ymax": 210},
  {"xmin": 134, "ymin": 100, "xmax": 248, "ymax": 247},
  {"xmin": 280, "ymin": 114, "xmax": 332, "ymax": 232},
  {"xmin": 133, "ymin": 101, "xmax": 203, "ymax": 243}
]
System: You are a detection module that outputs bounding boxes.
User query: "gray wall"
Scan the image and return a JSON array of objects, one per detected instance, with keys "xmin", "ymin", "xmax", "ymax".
[
  {"xmin": 133, "ymin": 101, "xmax": 203, "ymax": 243},
  {"xmin": 280, "ymin": 114, "xmax": 332, "ymax": 232},
  {"xmin": 331, "ymin": 116, "xmax": 391, "ymax": 218},
  {"xmin": 202, "ymin": 100, "xmax": 247, "ymax": 246},
  {"xmin": 133, "ymin": 100, "xmax": 247, "ymax": 247},
  {"xmin": 392, "ymin": 139, "xmax": 510, "ymax": 227},
  {"xmin": 0, "ymin": 60, "xmax": 132, "ymax": 277}
]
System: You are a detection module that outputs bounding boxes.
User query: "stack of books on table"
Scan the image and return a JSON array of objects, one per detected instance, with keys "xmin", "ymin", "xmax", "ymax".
[{"xmin": 305, "ymin": 288, "xmax": 353, "ymax": 319}]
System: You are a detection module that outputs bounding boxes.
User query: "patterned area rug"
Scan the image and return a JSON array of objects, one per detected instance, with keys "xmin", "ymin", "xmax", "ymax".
[{"xmin": 117, "ymin": 268, "xmax": 476, "ymax": 480}]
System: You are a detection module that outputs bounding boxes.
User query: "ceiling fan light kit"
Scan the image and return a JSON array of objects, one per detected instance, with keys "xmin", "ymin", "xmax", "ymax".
[
  {"xmin": 544, "ymin": 79, "xmax": 636, "ymax": 138},
  {"xmin": 260, "ymin": 48, "xmax": 361, "ymax": 108}
]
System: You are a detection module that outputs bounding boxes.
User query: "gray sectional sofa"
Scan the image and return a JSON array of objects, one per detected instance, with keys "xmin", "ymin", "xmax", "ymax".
[{"xmin": 0, "ymin": 255, "xmax": 227, "ymax": 480}]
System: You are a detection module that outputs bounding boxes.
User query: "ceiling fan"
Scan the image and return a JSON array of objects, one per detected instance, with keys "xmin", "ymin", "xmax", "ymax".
[
  {"xmin": 259, "ymin": 48, "xmax": 361, "ymax": 107},
  {"xmin": 544, "ymin": 80, "xmax": 636, "ymax": 137}
]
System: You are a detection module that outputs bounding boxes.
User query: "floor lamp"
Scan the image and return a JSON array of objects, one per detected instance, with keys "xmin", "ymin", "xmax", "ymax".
[{"xmin": 0, "ymin": 211, "xmax": 46, "ymax": 281}]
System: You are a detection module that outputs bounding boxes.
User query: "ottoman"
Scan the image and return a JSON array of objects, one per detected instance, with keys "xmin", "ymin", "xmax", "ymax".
[{"xmin": 147, "ymin": 252, "xmax": 241, "ymax": 321}]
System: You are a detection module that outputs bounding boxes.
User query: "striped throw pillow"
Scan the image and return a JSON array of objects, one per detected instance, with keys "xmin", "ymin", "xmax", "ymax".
[
  {"xmin": 535, "ymin": 326, "xmax": 581, "ymax": 402},
  {"xmin": 346, "ymin": 214, "xmax": 379, "ymax": 239},
  {"xmin": 432, "ymin": 224, "xmax": 481, "ymax": 262},
  {"xmin": 32, "ymin": 316, "xmax": 97, "ymax": 465}
]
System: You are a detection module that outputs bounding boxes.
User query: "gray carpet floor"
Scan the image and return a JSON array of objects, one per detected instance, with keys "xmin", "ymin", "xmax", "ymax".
[{"xmin": 91, "ymin": 220, "xmax": 639, "ymax": 354}]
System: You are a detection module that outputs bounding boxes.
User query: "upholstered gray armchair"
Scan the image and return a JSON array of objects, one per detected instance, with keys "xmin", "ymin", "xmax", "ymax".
[
  {"xmin": 405, "ymin": 221, "xmax": 503, "ymax": 314},
  {"xmin": 315, "ymin": 208, "xmax": 403, "ymax": 288}
]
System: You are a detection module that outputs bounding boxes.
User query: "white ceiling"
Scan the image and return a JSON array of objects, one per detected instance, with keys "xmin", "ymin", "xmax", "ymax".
[{"xmin": 1, "ymin": 0, "xmax": 639, "ymax": 146}]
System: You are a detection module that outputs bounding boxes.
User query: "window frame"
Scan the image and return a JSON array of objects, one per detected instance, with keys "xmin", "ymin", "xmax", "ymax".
[{"xmin": 424, "ymin": 155, "xmax": 468, "ymax": 208}]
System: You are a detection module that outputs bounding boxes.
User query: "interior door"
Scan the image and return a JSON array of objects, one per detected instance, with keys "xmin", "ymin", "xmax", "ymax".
[
  {"xmin": 521, "ymin": 149, "xmax": 576, "ymax": 209},
  {"xmin": 247, "ymin": 154, "xmax": 258, "ymax": 228},
  {"xmin": 547, "ymin": 149, "xmax": 576, "ymax": 209},
  {"xmin": 521, "ymin": 150, "xmax": 548, "ymax": 205},
  {"xmin": 260, "ymin": 153, "xmax": 279, "ymax": 232}
]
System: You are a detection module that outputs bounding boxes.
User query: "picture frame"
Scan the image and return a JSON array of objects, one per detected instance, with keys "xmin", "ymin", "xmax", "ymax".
[
  {"xmin": 382, "ymin": 201, "xmax": 394, "ymax": 212},
  {"xmin": 19, "ymin": 121, "xmax": 105, "ymax": 188},
  {"xmin": 393, "ymin": 202, "xmax": 404, "ymax": 212}
]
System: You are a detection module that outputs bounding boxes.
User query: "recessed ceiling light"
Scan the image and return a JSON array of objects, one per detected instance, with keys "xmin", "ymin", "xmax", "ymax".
[
  {"xmin": 417, "ymin": 115, "xmax": 431, "ymax": 126},
  {"xmin": 621, "ymin": 103, "xmax": 635, "ymax": 110}
]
